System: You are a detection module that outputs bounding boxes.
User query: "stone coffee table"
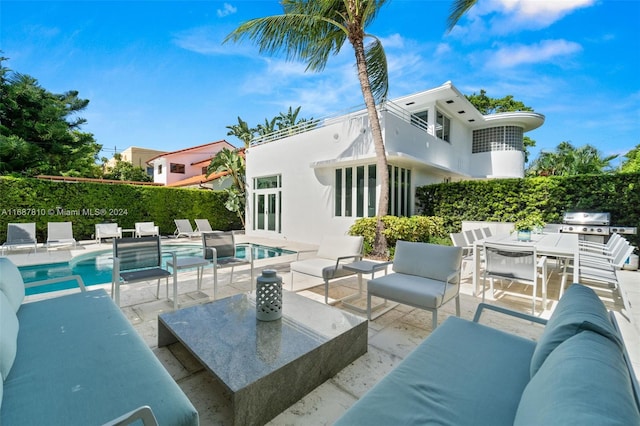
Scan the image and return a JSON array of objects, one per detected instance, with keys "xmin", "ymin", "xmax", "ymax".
[{"xmin": 158, "ymin": 291, "xmax": 368, "ymax": 425}]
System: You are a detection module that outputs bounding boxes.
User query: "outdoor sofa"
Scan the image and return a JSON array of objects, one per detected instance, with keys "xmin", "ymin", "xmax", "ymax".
[
  {"xmin": 336, "ymin": 283, "xmax": 640, "ymax": 425},
  {"xmin": 0, "ymin": 257, "xmax": 198, "ymax": 425}
]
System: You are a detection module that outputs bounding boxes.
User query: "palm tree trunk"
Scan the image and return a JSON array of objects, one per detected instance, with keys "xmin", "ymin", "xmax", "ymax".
[{"xmin": 351, "ymin": 38, "xmax": 389, "ymax": 258}]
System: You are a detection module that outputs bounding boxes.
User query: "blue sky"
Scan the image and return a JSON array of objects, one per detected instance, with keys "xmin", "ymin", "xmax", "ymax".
[{"xmin": 2, "ymin": 0, "xmax": 639, "ymax": 166}]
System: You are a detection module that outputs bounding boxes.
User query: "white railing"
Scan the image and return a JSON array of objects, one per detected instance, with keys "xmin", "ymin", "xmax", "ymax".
[{"xmin": 251, "ymin": 100, "xmax": 431, "ymax": 146}]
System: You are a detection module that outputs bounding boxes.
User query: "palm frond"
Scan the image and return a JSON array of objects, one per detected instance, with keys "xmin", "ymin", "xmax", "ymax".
[
  {"xmin": 364, "ymin": 36, "xmax": 388, "ymax": 103},
  {"xmin": 447, "ymin": 0, "xmax": 477, "ymax": 32}
]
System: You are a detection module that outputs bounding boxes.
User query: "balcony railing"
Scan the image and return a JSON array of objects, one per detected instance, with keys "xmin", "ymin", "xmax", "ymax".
[{"xmin": 250, "ymin": 100, "xmax": 431, "ymax": 147}]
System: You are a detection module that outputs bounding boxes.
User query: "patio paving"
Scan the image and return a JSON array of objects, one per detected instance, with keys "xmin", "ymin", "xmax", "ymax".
[{"xmin": 11, "ymin": 235, "xmax": 640, "ymax": 425}]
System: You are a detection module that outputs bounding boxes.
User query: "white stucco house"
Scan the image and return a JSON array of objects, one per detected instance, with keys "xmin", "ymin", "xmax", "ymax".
[
  {"xmin": 244, "ymin": 81, "xmax": 544, "ymax": 245},
  {"xmin": 147, "ymin": 140, "xmax": 236, "ymax": 188}
]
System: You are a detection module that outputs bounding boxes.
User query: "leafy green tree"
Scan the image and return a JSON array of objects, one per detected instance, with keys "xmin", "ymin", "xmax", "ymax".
[
  {"xmin": 104, "ymin": 159, "xmax": 152, "ymax": 182},
  {"xmin": 0, "ymin": 57, "xmax": 102, "ymax": 177},
  {"xmin": 465, "ymin": 89, "xmax": 533, "ymax": 115},
  {"xmin": 526, "ymin": 141, "xmax": 618, "ymax": 176},
  {"xmin": 206, "ymin": 148, "xmax": 246, "ymax": 227},
  {"xmin": 620, "ymin": 144, "xmax": 640, "ymax": 173},
  {"xmin": 226, "ymin": 0, "xmax": 391, "ymax": 257},
  {"xmin": 226, "ymin": 116, "xmax": 256, "ymax": 148}
]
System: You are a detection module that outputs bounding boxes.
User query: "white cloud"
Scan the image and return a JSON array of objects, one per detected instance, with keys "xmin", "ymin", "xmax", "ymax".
[
  {"xmin": 450, "ymin": 0, "xmax": 596, "ymax": 35},
  {"xmin": 217, "ymin": 3, "xmax": 237, "ymax": 18},
  {"xmin": 488, "ymin": 39, "xmax": 582, "ymax": 68},
  {"xmin": 495, "ymin": 0, "xmax": 595, "ymax": 26}
]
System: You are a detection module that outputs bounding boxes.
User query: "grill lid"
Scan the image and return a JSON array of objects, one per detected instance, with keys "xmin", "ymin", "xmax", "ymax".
[{"xmin": 562, "ymin": 212, "xmax": 611, "ymax": 226}]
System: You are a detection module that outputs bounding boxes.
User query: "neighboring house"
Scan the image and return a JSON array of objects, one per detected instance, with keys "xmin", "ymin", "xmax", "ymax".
[
  {"xmin": 146, "ymin": 140, "xmax": 236, "ymax": 187},
  {"xmin": 106, "ymin": 146, "xmax": 167, "ymax": 177},
  {"xmin": 245, "ymin": 81, "xmax": 544, "ymax": 244}
]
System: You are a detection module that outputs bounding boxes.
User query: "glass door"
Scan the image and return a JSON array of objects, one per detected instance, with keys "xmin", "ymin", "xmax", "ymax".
[{"xmin": 253, "ymin": 175, "xmax": 281, "ymax": 233}]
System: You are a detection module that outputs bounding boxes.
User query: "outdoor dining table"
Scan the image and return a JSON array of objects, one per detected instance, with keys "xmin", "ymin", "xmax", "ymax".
[{"xmin": 472, "ymin": 232, "xmax": 580, "ymax": 297}]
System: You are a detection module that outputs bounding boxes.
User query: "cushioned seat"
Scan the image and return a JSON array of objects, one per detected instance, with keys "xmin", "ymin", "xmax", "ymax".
[
  {"xmin": 1, "ymin": 289, "xmax": 198, "ymax": 425},
  {"xmin": 336, "ymin": 316, "xmax": 536, "ymax": 426}
]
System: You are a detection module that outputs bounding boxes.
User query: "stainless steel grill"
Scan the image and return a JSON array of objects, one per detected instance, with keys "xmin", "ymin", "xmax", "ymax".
[{"xmin": 560, "ymin": 211, "xmax": 637, "ymax": 239}]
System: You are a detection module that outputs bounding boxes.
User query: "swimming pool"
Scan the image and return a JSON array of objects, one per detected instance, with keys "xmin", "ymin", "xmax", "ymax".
[{"xmin": 20, "ymin": 244, "xmax": 296, "ymax": 295}]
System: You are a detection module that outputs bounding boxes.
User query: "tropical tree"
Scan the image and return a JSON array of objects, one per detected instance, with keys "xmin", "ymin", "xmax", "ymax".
[
  {"xmin": 103, "ymin": 157, "xmax": 153, "ymax": 182},
  {"xmin": 206, "ymin": 148, "xmax": 247, "ymax": 227},
  {"xmin": 526, "ymin": 141, "xmax": 618, "ymax": 176},
  {"xmin": 619, "ymin": 144, "xmax": 640, "ymax": 173},
  {"xmin": 226, "ymin": 0, "xmax": 391, "ymax": 257},
  {"xmin": 226, "ymin": 116, "xmax": 256, "ymax": 148},
  {"xmin": 256, "ymin": 116, "xmax": 279, "ymax": 136},
  {"xmin": 0, "ymin": 57, "xmax": 102, "ymax": 177}
]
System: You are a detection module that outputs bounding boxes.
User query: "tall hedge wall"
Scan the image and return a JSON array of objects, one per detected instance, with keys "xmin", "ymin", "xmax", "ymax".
[
  {"xmin": 0, "ymin": 177, "xmax": 241, "ymax": 242},
  {"xmin": 415, "ymin": 173, "xmax": 640, "ymax": 248}
]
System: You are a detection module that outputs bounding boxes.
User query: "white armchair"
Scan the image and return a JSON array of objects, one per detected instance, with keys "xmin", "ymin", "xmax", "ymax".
[
  {"xmin": 135, "ymin": 222, "xmax": 159, "ymax": 238},
  {"xmin": 367, "ymin": 241, "xmax": 463, "ymax": 329},
  {"xmin": 289, "ymin": 235, "xmax": 363, "ymax": 304},
  {"xmin": 95, "ymin": 223, "xmax": 122, "ymax": 244}
]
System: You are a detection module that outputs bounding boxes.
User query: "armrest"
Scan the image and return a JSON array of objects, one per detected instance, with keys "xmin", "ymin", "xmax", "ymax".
[
  {"xmin": 295, "ymin": 248, "xmax": 318, "ymax": 261},
  {"xmin": 333, "ymin": 254, "xmax": 362, "ymax": 271},
  {"xmin": 473, "ymin": 303, "xmax": 548, "ymax": 325},
  {"xmin": 24, "ymin": 275, "xmax": 86, "ymax": 292},
  {"xmin": 102, "ymin": 405, "xmax": 158, "ymax": 426},
  {"xmin": 537, "ymin": 255, "xmax": 548, "ymax": 268}
]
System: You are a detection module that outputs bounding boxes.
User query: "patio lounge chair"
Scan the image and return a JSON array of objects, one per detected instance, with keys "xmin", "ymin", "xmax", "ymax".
[
  {"xmin": 194, "ymin": 218, "xmax": 214, "ymax": 233},
  {"xmin": 2, "ymin": 222, "xmax": 38, "ymax": 255},
  {"xmin": 201, "ymin": 231, "xmax": 254, "ymax": 299},
  {"xmin": 367, "ymin": 241, "xmax": 463, "ymax": 329},
  {"xmin": 174, "ymin": 219, "xmax": 200, "ymax": 238},
  {"xmin": 46, "ymin": 222, "xmax": 77, "ymax": 250},
  {"xmin": 95, "ymin": 223, "xmax": 122, "ymax": 244},
  {"xmin": 135, "ymin": 221, "xmax": 159, "ymax": 237},
  {"xmin": 111, "ymin": 236, "xmax": 177, "ymax": 309},
  {"xmin": 289, "ymin": 235, "xmax": 364, "ymax": 305}
]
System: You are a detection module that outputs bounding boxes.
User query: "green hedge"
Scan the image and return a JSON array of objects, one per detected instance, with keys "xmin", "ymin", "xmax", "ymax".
[
  {"xmin": 348, "ymin": 215, "xmax": 447, "ymax": 257},
  {"xmin": 415, "ymin": 173, "xmax": 640, "ymax": 248},
  {"xmin": 0, "ymin": 177, "xmax": 241, "ymax": 242}
]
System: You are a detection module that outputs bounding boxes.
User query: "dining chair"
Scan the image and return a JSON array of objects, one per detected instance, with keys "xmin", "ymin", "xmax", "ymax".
[
  {"xmin": 463, "ymin": 229, "xmax": 476, "ymax": 246},
  {"xmin": 201, "ymin": 231, "xmax": 254, "ymax": 298},
  {"xmin": 482, "ymin": 242, "xmax": 547, "ymax": 314}
]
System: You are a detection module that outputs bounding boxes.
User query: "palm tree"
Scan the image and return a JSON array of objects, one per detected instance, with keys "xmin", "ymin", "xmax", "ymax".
[
  {"xmin": 256, "ymin": 116, "xmax": 279, "ymax": 136},
  {"xmin": 225, "ymin": 0, "xmax": 391, "ymax": 258},
  {"xmin": 526, "ymin": 141, "xmax": 618, "ymax": 176},
  {"xmin": 226, "ymin": 116, "xmax": 256, "ymax": 148},
  {"xmin": 206, "ymin": 148, "xmax": 247, "ymax": 227}
]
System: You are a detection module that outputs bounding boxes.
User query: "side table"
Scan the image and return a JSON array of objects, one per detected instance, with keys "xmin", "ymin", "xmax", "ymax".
[
  {"xmin": 166, "ymin": 256, "xmax": 212, "ymax": 304},
  {"xmin": 342, "ymin": 260, "xmax": 397, "ymax": 314},
  {"xmin": 122, "ymin": 228, "xmax": 136, "ymax": 238}
]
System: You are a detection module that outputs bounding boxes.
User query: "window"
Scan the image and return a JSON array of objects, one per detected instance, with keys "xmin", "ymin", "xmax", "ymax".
[
  {"xmin": 472, "ymin": 126, "xmax": 524, "ymax": 153},
  {"xmin": 254, "ymin": 175, "xmax": 281, "ymax": 189},
  {"xmin": 411, "ymin": 110, "xmax": 428, "ymax": 128},
  {"xmin": 146, "ymin": 166, "xmax": 154, "ymax": 177},
  {"xmin": 202, "ymin": 166, "xmax": 208, "ymax": 175},
  {"xmin": 335, "ymin": 165, "xmax": 376, "ymax": 218},
  {"xmin": 387, "ymin": 165, "xmax": 411, "ymax": 216},
  {"xmin": 157, "ymin": 164, "xmax": 162, "ymax": 175},
  {"xmin": 436, "ymin": 110, "xmax": 450, "ymax": 142},
  {"xmin": 170, "ymin": 163, "xmax": 185, "ymax": 174}
]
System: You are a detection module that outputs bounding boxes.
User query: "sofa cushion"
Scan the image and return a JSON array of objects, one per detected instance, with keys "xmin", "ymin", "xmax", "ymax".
[
  {"xmin": 0, "ymin": 257, "xmax": 25, "ymax": 313},
  {"xmin": 336, "ymin": 316, "xmax": 536, "ymax": 426},
  {"xmin": 316, "ymin": 235, "xmax": 362, "ymax": 260},
  {"xmin": 515, "ymin": 330, "xmax": 640, "ymax": 425},
  {"xmin": 529, "ymin": 283, "xmax": 622, "ymax": 377},
  {"xmin": 368, "ymin": 273, "xmax": 457, "ymax": 308},
  {"xmin": 2, "ymin": 289, "xmax": 198, "ymax": 426},
  {"xmin": 0, "ymin": 291, "xmax": 19, "ymax": 381},
  {"xmin": 393, "ymin": 241, "xmax": 462, "ymax": 283},
  {"xmin": 290, "ymin": 258, "xmax": 355, "ymax": 280}
]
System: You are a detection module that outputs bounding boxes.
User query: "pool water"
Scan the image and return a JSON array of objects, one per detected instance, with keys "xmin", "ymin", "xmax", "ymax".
[{"xmin": 20, "ymin": 244, "xmax": 296, "ymax": 295}]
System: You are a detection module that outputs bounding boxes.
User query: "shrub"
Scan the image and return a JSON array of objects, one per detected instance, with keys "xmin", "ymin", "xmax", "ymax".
[{"xmin": 349, "ymin": 215, "xmax": 446, "ymax": 257}]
